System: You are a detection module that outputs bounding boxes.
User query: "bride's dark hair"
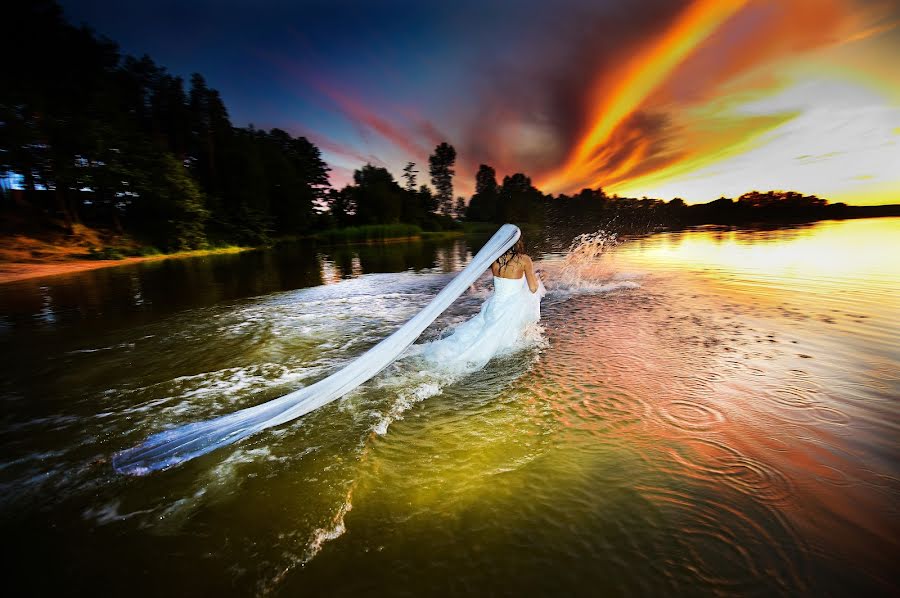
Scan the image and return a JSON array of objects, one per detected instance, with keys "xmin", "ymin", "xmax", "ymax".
[{"xmin": 498, "ymin": 238, "xmax": 526, "ymax": 273}]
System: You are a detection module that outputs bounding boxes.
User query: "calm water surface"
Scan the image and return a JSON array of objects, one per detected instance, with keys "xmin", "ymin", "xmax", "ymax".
[{"xmin": 1, "ymin": 218, "xmax": 897, "ymax": 596}]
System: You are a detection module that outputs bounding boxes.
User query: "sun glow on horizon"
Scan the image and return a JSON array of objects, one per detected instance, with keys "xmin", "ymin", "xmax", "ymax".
[
  {"xmin": 534, "ymin": 0, "xmax": 900, "ymax": 205},
  {"xmin": 612, "ymin": 76, "xmax": 900, "ymax": 204},
  {"xmin": 537, "ymin": 0, "xmax": 750, "ymax": 195}
]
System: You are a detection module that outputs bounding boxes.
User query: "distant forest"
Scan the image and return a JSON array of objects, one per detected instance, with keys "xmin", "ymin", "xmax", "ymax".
[{"xmin": 2, "ymin": 2, "xmax": 897, "ymax": 253}]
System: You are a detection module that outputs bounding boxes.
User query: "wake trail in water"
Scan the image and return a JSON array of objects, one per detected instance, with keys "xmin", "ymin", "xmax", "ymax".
[
  {"xmin": 258, "ymin": 228, "xmax": 642, "ymax": 582},
  {"xmin": 368, "ymin": 230, "xmax": 639, "ymax": 439},
  {"xmin": 112, "ymin": 225, "xmax": 523, "ymax": 475},
  {"xmin": 111, "ymin": 228, "xmax": 638, "ymax": 478}
]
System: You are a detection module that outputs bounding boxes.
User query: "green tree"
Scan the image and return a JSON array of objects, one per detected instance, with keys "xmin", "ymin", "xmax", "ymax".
[
  {"xmin": 263, "ymin": 129, "xmax": 330, "ymax": 234},
  {"xmin": 327, "ymin": 186, "xmax": 356, "ymax": 227},
  {"xmin": 454, "ymin": 196, "xmax": 466, "ymax": 219},
  {"xmin": 129, "ymin": 153, "xmax": 209, "ymax": 250},
  {"xmin": 151, "ymin": 73, "xmax": 190, "ymax": 158},
  {"xmin": 352, "ymin": 164, "xmax": 404, "ymax": 224},
  {"xmin": 188, "ymin": 73, "xmax": 232, "ymax": 203},
  {"xmin": 497, "ymin": 173, "xmax": 544, "ymax": 224},
  {"xmin": 465, "ymin": 164, "xmax": 499, "ymax": 221},
  {"xmin": 428, "ymin": 142, "xmax": 456, "ymax": 215},
  {"xmin": 401, "ymin": 161, "xmax": 418, "ymax": 192},
  {"xmin": 418, "ymin": 184, "xmax": 437, "ymax": 214},
  {"xmin": 1, "ymin": 0, "xmax": 122, "ymax": 232}
]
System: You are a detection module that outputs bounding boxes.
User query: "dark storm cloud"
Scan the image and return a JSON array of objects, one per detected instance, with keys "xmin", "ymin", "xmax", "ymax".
[{"xmin": 458, "ymin": 0, "xmax": 691, "ymax": 181}]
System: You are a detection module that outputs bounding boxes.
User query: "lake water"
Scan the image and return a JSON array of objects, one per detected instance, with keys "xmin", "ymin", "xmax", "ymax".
[{"xmin": 0, "ymin": 218, "xmax": 897, "ymax": 596}]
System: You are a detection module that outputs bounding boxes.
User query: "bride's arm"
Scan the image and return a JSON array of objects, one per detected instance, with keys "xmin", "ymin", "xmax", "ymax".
[{"xmin": 523, "ymin": 256, "xmax": 539, "ymax": 293}]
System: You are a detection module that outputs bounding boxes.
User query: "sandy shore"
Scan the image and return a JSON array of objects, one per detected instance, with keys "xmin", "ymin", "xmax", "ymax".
[{"xmin": 0, "ymin": 247, "xmax": 251, "ymax": 285}]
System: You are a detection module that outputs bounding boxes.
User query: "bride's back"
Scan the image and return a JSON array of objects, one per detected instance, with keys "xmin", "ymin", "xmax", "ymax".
[
  {"xmin": 491, "ymin": 253, "xmax": 528, "ymax": 279},
  {"xmin": 491, "ymin": 238, "xmax": 539, "ymax": 293}
]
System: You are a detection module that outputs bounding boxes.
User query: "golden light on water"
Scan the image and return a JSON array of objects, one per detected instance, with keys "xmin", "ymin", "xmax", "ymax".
[{"xmin": 619, "ymin": 219, "xmax": 900, "ymax": 297}]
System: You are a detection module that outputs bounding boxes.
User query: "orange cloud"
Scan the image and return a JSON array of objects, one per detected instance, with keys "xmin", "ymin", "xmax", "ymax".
[
  {"xmin": 534, "ymin": 0, "xmax": 898, "ymax": 202},
  {"xmin": 538, "ymin": 0, "xmax": 750, "ymax": 194}
]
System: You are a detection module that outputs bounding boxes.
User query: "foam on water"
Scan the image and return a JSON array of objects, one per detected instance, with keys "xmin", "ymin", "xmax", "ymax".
[{"xmin": 538, "ymin": 230, "xmax": 643, "ymax": 299}]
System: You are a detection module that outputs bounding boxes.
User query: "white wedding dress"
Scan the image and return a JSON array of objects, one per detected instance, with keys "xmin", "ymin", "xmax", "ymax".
[
  {"xmin": 418, "ymin": 273, "xmax": 547, "ymax": 374},
  {"xmin": 114, "ymin": 224, "xmax": 525, "ymax": 475}
]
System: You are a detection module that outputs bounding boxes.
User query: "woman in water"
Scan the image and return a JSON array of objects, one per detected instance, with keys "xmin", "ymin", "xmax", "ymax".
[
  {"xmin": 418, "ymin": 237, "xmax": 546, "ymax": 373},
  {"xmin": 491, "ymin": 237, "xmax": 542, "ymax": 293},
  {"xmin": 113, "ymin": 225, "xmax": 532, "ymax": 474}
]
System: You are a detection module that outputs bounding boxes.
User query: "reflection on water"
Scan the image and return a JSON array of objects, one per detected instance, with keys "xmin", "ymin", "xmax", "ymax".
[{"xmin": 0, "ymin": 219, "xmax": 897, "ymax": 596}]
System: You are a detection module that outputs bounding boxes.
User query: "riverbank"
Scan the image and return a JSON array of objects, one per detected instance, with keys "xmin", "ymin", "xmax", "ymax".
[
  {"xmin": 0, "ymin": 221, "xmax": 469, "ymax": 284},
  {"xmin": 0, "ymin": 244, "xmax": 252, "ymax": 284},
  {"xmin": 0, "ymin": 217, "xmax": 257, "ymax": 284}
]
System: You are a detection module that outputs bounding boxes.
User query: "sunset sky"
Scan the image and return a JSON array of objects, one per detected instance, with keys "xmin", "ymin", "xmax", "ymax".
[{"xmin": 60, "ymin": 0, "xmax": 900, "ymax": 205}]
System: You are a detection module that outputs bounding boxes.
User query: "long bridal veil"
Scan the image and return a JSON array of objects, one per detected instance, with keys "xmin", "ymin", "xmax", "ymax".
[{"xmin": 113, "ymin": 224, "xmax": 522, "ymax": 475}]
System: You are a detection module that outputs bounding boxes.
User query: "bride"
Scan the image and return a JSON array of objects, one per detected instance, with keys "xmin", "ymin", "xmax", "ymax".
[
  {"xmin": 113, "ymin": 225, "xmax": 534, "ymax": 474},
  {"xmin": 418, "ymin": 237, "xmax": 546, "ymax": 373}
]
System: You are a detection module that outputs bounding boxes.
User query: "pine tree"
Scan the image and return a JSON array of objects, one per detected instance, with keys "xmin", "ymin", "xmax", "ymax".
[
  {"xmin": 428, "ymin": 142, "xmax": 456, "ymax": 215},
  {"xmin": 401, "ymin": 161, "xmax": 418, "ymax": 192}
]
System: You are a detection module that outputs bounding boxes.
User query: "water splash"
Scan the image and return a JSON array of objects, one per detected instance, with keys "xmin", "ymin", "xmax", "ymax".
[
  {"xmin": 559, "ymin": 230, "xmax": 620, "ymax": 281},
  {"xmin": 544, "ymin": 229, "xmax": 641, "ymax": 297}
]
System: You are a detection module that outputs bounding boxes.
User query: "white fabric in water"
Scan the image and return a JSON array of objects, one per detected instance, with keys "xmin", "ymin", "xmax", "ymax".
[
  {"xmin": 113, "ymin": 224, "xmax": 522, "ymax": 475},
  {"xmin": 417, "ymin": 274, "xmax": 546, "ymax": 374}
]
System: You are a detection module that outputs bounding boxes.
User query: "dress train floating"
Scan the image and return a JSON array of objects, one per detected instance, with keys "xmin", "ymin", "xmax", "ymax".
[{"xmin": 113, "ymin": 224, "xmax": 522, "ymax": 475}]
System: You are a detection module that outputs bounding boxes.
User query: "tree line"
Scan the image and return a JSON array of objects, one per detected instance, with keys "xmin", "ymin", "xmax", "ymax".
[
  {"xmin": 3, "ymin": 2, "xmax": 894, "ymax": 254},
  {"xmin": 0, "ymin": 3, "xmax": 458, "ymax": 250},
  {"xmin": 542, "ymin": 188, "xmax": 897, "ymax": 234}
]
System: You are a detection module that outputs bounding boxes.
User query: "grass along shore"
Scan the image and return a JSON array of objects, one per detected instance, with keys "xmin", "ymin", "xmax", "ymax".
[
  {"xmin": 0, "ymin": 243, "xmax": 252, "ymax": 284},
  {"xmin": 0, "ymin": 220, "xmax": 256, "ymax": 283},
  {"xmin": 0, "ymin": 222, "xmax": 473, "ymax": 284}
]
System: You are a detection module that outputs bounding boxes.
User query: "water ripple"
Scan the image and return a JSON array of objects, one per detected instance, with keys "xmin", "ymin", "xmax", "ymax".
[
  {"xmin": 665, "ymin": 438, "xmax": 796, "ymax": 506},
  {"xmin": 634, "ymin": 483, "xmax": 810, "ymax": 594},
  {"xmin": 656, "ymin": 399, "xmax": 726, "ymax": 431}
]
